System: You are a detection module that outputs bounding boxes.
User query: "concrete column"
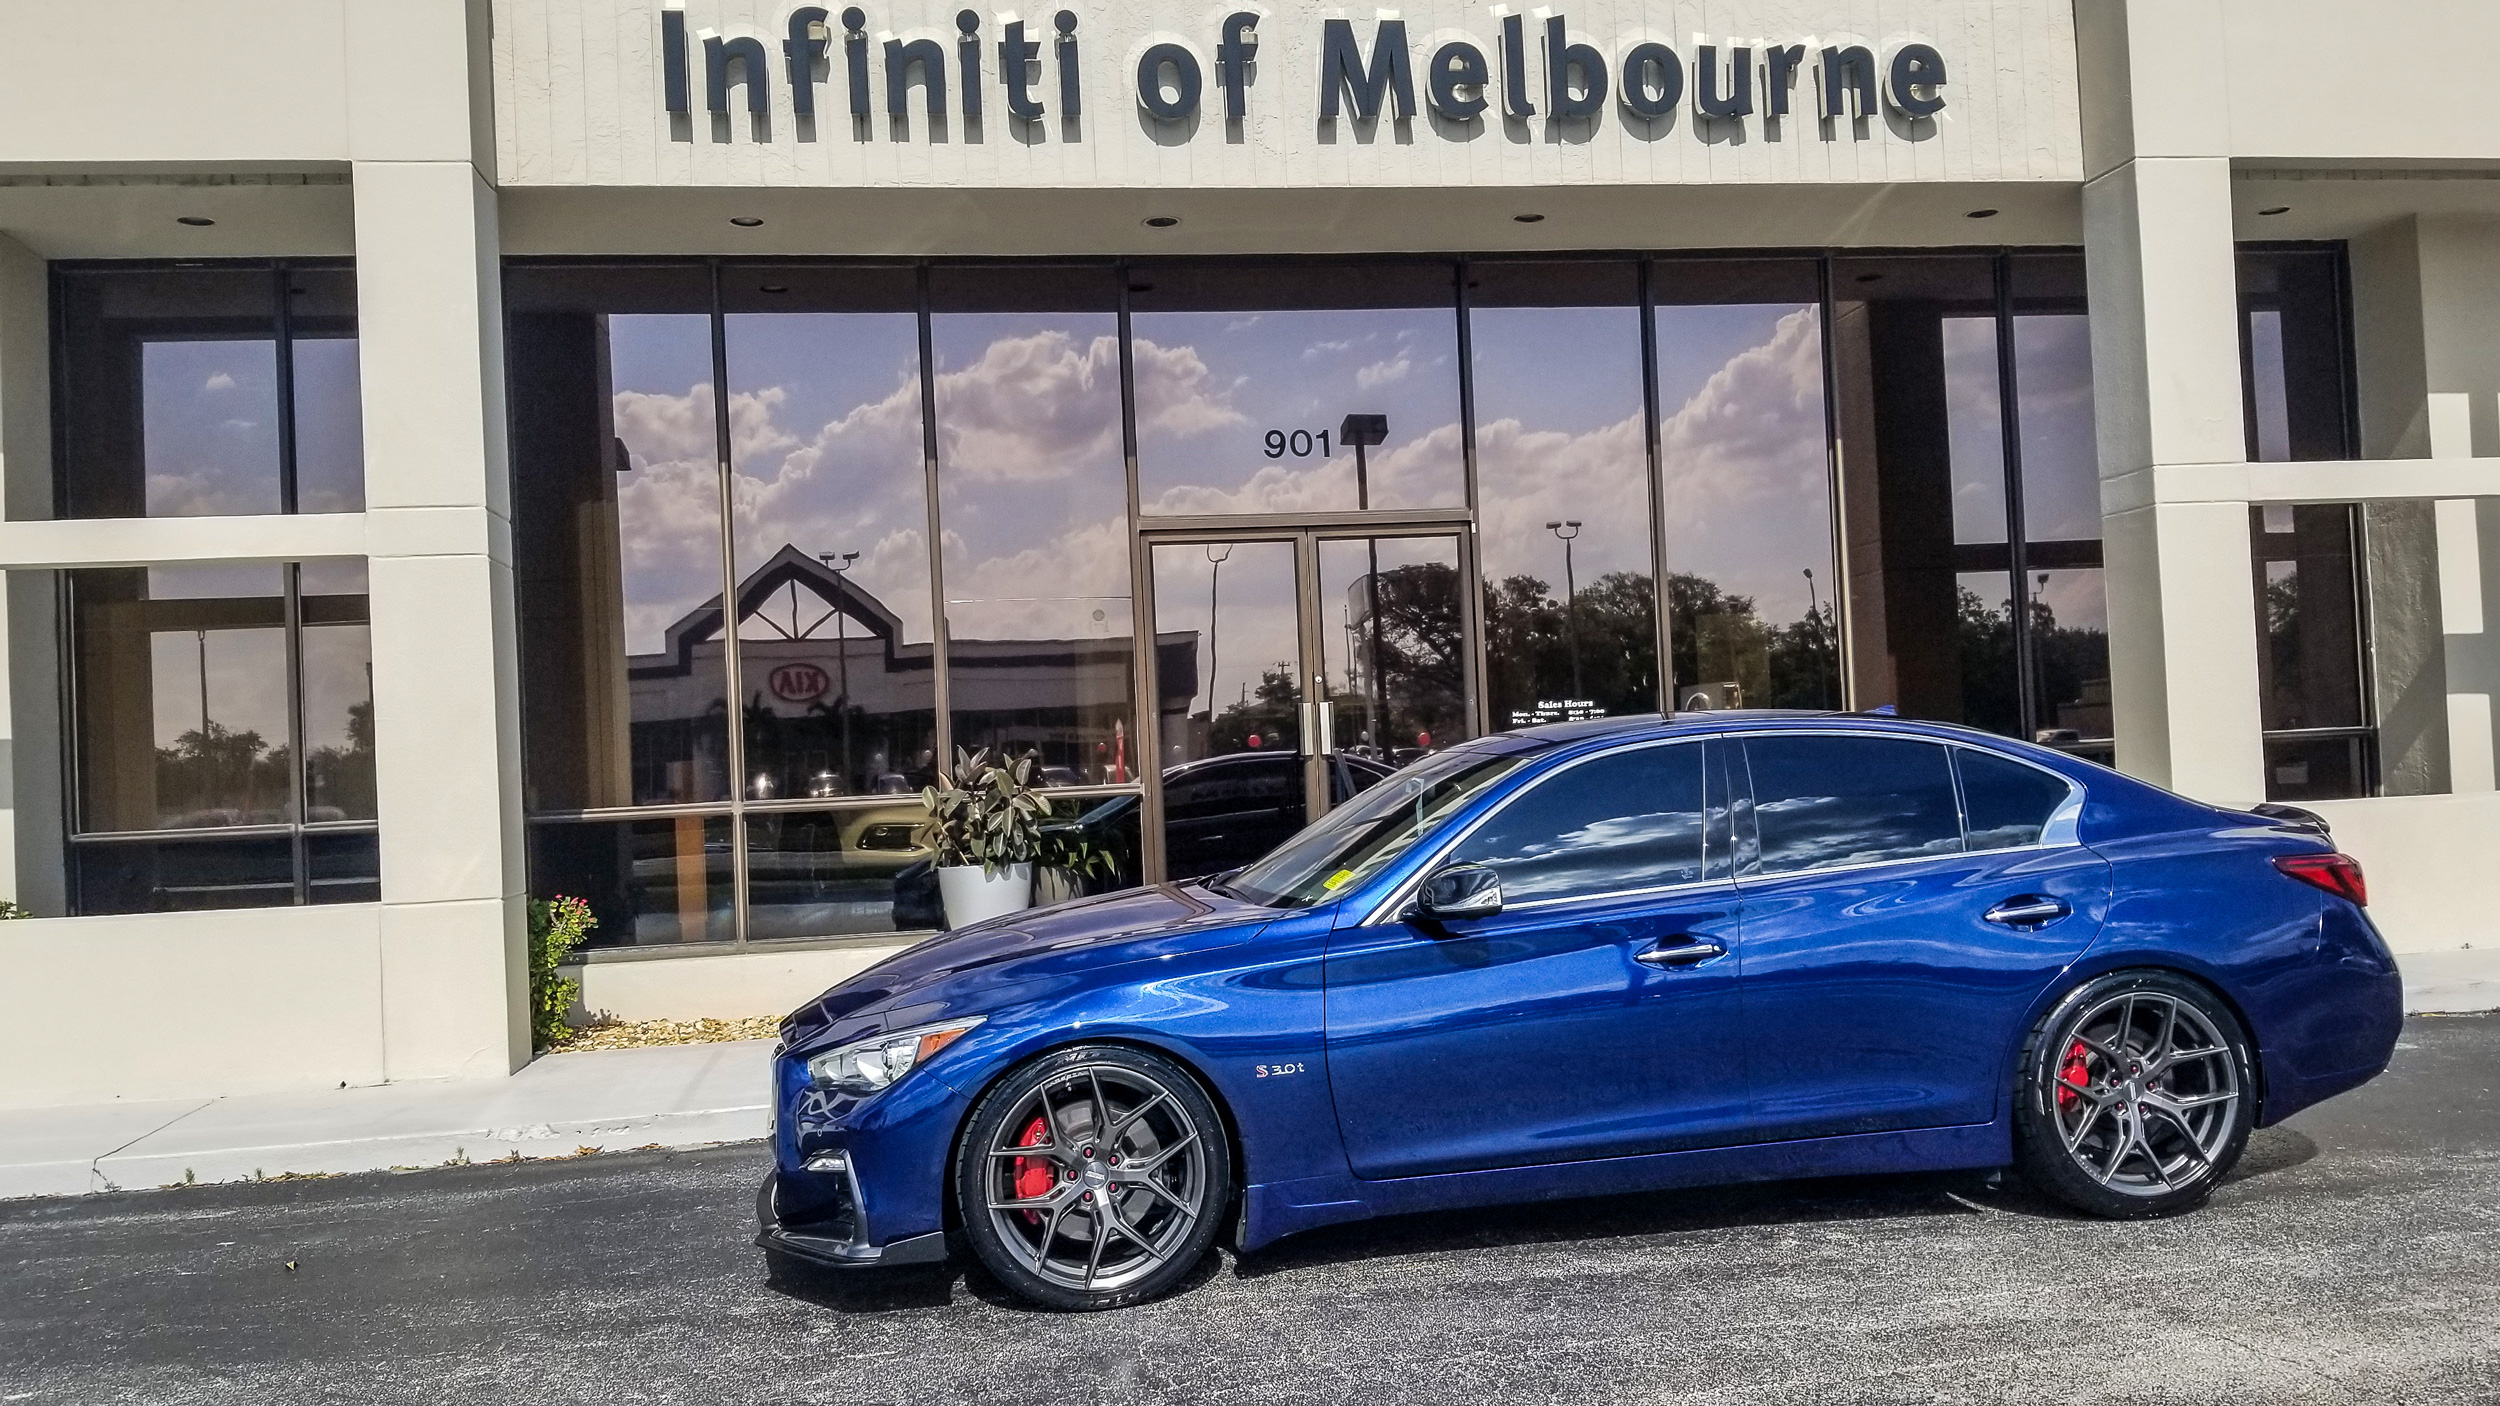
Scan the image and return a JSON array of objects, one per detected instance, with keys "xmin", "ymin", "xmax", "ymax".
[
  {"xmin": 354, "ymin": 160, "xmax": 530, "ymax": 1081},
  {"xmin": 2082, "ymin": 156, "xmax": 2267, "ymax": 802},
  {"xmin": 0, "ymin": 232, "xmax": 63, "ymax": 915}
]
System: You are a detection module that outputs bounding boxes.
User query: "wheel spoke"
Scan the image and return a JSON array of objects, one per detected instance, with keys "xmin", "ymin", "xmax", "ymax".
[
  {"xmin": 2143, "ymin": 1104, "xmax": 2214, "ymax": 1170},
  {"xmin": 1081, "ymin": 1207, "xmax": 1109, "ymax": 1288},
  {"xmin": 1130, "ymin": 1128, "xmax": 1198, "ymax": 1173},
  {"xmin": 1088, "ymin": 1070, "xmax": 1113, "ymax": 1147},
  {"xmin": 1108, "ymin": 1091, "xmax": 1168, "ymax": 1147},
  {"xmin": 2062, "ymin": 1098, "xmax": 2108, "ymax": 1154},
  {"xmin": 1118, "ymin": 1171, "xmax": 1196, "ymax": 1215},
  {"xmin": 2153, "ymin": 999, "xmax": 2180, "ymax": 1066},
  {"xmin": 2096, "ymin": 1115, "xmax": 2134, "ymax": 1184}
]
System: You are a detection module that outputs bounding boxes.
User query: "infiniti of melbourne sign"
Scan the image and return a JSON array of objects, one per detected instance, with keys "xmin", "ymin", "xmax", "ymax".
[{"xmin": 492, "ymin": 1, "xmax": 2082, "ymax": 186}]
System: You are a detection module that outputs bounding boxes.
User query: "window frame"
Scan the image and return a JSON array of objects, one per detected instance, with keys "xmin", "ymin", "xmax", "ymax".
[
  {"xmin": 62, "ymin": 559, "xmax": 378, "ymax": 912},
  {"xmin": 51, "ymin": 258, "xmax": 361, "ymax": 521},
  {"xmin": 1359, "ymin": 733, "xmax": 1732, "ymax": 924},
  {"xmin": 1720, "ymin": 728, "xmax": 2085, "ymax": 885}
]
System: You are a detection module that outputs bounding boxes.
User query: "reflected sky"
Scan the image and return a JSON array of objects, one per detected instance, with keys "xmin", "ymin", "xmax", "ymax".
[
  {"xmin": 292, "ymin": 337, "xmax": 366, "ymax": 514},
  {"xmin": 1655, "ymin": 304, "xmax": 1832, "ymax": 626},
  {"xmin": 726, "ymin": 312, "xmax": 933, "ymax": 645},
  {"xmin": 933, "ymin": 312, "xmax": 1130, "ymax": 643},
  {"xmin": 1132, "ymin": 308, "xmax": 1464, "ymax": 514},
  {"xmin": 1473, "ymin": 304, "xmax": 1647, "ymax": 593},
  {"xmin": 143, "ymin": 340, "xmax": 282, "ymax": 517},
  {"xmin": 605, "ymin": 313, "xmax": 722, "ymax": 656},
  {"xmin": 2015, "ymin": 315, "xmax": 2099, "ymax": 542}
]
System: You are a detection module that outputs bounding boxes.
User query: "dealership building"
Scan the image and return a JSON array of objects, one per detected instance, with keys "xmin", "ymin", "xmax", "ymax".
[{"xmin": 2, "ymin": 0, "xmax": 2496, "ymax": 1108}]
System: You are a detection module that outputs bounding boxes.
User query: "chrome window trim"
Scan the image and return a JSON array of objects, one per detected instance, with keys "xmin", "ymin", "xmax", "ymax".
[
  {"xmin": 1360, "ymin": 727, "xmax": 2091, "ymax": 924},
  {"xmin": 1359, "ymin": 733, "xmax": 1723, "ymax": 927}
]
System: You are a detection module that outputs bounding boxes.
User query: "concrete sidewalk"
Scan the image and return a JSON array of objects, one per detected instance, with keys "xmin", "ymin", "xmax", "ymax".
[{"xmin": 0, "ymin": 1039, "xmax": 772, "ymax": 1200}]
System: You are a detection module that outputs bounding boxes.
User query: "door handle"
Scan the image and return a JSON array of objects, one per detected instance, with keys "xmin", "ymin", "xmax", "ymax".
[
  {"xmin": 1984, "ymin": 896, "xmax": 2071, "ymax": 927},
  {"xmin": 1635, "ymin": 938, "xmax": 1726, "ymax": 967}
]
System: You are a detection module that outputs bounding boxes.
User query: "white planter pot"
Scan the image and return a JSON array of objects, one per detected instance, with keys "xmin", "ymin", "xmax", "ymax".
[{"xmin": 939, "ymin": 863, "xmax": 1034, "ymax": 929}]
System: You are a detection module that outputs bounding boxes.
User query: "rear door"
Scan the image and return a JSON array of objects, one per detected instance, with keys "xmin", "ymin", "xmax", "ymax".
[{"xmin": 1733, "ymin": 733, "xmax": 2110, "ymax": 1142}]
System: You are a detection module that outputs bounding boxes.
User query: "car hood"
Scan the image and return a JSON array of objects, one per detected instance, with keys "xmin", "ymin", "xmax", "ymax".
[{"xmin": 779, "ymin": 882, "xmax": 1274, "ymax": 1049}]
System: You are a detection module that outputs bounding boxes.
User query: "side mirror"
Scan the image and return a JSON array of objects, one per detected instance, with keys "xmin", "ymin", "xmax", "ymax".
[{"xmin": 1417, "ymin": 864, "xmax": 1503, "ymax": 921}]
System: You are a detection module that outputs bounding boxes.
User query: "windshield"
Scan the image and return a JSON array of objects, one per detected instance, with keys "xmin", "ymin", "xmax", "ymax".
[{"xmin": 1224, "ymin": 746, "xmax": 1537, "ymax": 908}]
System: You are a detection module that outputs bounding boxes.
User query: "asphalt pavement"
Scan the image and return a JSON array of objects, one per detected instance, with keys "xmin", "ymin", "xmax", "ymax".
[{"xmin": 4, "ymin": 1014, "xmax": 2496, "ymax": 1406}]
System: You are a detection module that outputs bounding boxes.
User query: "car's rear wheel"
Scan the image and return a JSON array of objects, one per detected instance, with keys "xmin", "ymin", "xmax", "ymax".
[
  {"xmin": 954, "ymin": 1044, "xmax": 1232, "ymax": 1311},
  {"xmin": 2014, "ymin": 971, "xmax": 2255, "ymax": 1218}
]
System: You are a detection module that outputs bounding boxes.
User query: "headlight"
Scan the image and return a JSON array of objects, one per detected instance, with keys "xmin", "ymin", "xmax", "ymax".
[{"xmin": 807, "ymin": 1018, "xmax": 986, "ymax": 1094}]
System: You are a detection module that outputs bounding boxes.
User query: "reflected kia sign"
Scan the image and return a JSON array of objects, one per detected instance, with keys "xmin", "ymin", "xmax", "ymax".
[{"xmin": 769, "ymin": 662, "xmax": 830, "ymax": 702}]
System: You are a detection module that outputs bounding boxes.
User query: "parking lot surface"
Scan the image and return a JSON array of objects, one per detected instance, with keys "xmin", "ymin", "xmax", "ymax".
[{"xmin": 3, "ymin": 1014, "xmax": 2495, "ymax": 1405}]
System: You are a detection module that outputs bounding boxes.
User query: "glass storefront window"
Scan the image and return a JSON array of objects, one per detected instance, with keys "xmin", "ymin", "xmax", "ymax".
[
  {"xmin": 67, "ymin": 560, "xmax": 378, "ymax": 913},
  {"xmin": 1130, "ymin": 263, "xmax": 1465, "ymax": 515},
  {"xmin": 508, "ymin": 265, "xmax": 729, "ymax": 810},
  {"xmin": 2239, "ymin": 248, "xmax": 2373, "ymax": 798},
  {"xmin": 1469, "ymin": 261, "xmax": 1658, "ymax": 726},
  {"xmin": 55, "ymin": 262, "xmax": 364, "ymax": 519},
  {"xmin": 527, "ymin": 814, "xmax": 736, "ymax": 948},
  {"xmin": 725, "ymin": 267, "xmax": 937, "ymax": 803},
  {"xmin": 1653, "ymin": 259, "xmax": 1836, "ymax": 713},
  {"xmin": 931, "ymin": 266, "xmax": 1138, "ymax": 784}
]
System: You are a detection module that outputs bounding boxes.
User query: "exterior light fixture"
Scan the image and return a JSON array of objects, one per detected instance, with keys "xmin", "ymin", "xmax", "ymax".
[
  {"xmin": 1144, "ymin": 216, "xmax": 1180, "ymax": 228},
  {"xmin": 176, "ymin": 216, "xmax": 215, "ymax": 227},
  {"xmin": 1513, "ymin": 213, "xmax": 1546, "ymax": 223},
  {"xmin": 730, "ymin": 216, "xmax": 765, "ymax": 227},
  {"xmin": 759, "ymin": 284, "xmax": 789, "ymax": 294},
  {"xmin": 2259, "ymin": 206, "xmax": 2291, "ymax": 216},
  {"xmin": 1966, "ymin": 208, "xmax": 1999, "ymax": 218},
  {"xmin": 1855, "ymin": 272, "xmax": 1885, "ymax": 283}
]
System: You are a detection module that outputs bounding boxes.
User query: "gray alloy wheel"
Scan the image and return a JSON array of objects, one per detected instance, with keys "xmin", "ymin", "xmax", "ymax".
[
  {"xmin": 957, "ymin": 1045, "xmax": 1230, "ymax": 1310},
  {"xmin": 2015, "ymin": 971, "xmax": 2255, "ymax": 1218}
]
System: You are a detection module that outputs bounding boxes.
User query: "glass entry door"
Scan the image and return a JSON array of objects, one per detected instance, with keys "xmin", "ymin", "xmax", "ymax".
[{"xmin": 1144, "ymin": 528, "xmax": 1471, "ymax": 883}]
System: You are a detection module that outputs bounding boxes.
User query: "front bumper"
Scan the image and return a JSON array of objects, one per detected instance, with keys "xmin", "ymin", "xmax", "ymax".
[{"xmin": 755, "ymin": 1166, "xmax": 948, "ymax": 1270}]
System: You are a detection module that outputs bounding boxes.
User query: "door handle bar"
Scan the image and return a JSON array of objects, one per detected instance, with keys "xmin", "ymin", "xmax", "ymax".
[
  {"xmin": 1635, "ymin": 939, "xmax": 1725, "ymax": 967},
  {"xmin": 1984, "ymin": 896, "xmax": 2071, "ymax": 926}
]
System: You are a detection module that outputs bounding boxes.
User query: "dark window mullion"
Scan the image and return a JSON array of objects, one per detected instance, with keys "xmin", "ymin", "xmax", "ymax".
[
  {"xmin": 1993, "ymin": 252, "xmax": 2038, "ymax": 741},
  {"xmin": 284, "ymin": 562, "xmax": 310, "ymax": 903},
  {"xmin": 273, "ymin": 262, "xmax": 300, "ymax": 516}
]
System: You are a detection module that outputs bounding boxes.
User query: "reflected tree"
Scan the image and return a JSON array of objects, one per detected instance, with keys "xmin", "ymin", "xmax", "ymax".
[
  {"xmin": 155, "ymin": 722, "xmax": 293, "ymax": 825},
  {"xmin": 1484, "ymin": 570, "xmax": 1659, "ymax": 724}
]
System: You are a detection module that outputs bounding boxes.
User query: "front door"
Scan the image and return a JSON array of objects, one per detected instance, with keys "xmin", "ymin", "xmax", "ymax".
[
  {"xmin": 1142, "ymin": 527, "xmax": 1472, "ymax": 882},
  {"xmin": 1324, "ymin": 736, "xmax": 1753, "ymax": 1179}
]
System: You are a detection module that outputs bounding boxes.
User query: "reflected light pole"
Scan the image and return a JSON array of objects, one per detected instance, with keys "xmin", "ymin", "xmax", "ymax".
[
  {"xmin": 1547, "ymin": 519, "xmax": 1583, "ymax": 699},
  {"xmin": 1341, "ymin": 414, "xmax": 1390, "ymax": 754},
  {"xmin": 195, "ymin": 629, "xmax": 210, "ymax": 738},
  {"xmin": 1204, "ymin": 543, "xmax": 1232, "ymax": 742},
  {"xmin": 817, "ymin": 551, "xmax": 859, "ymax": 790},
  {"xmin": 1803, "ymin": 567, "xmax": 1828, "ymax": 708}
]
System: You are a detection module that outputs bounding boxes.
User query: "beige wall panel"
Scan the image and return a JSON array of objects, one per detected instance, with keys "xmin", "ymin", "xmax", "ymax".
[
  {"xmin": 2224, "ymin": 0, "xmax": 2500, "ymax": 164},
  {"xmin": 0, "ymin": 2, "xmax": 350, "ymax": 166},
  {"xmin": 0, "ymin": 908, "xmax": 387, "ymax": 1109}
]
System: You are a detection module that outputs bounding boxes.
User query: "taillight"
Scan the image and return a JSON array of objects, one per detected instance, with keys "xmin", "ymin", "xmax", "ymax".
[{"xmin": 2274, "ymin": 851, "xmax": 2367, "ymax": 906}]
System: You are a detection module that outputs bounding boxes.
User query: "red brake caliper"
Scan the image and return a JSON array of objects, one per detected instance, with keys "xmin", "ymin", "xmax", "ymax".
[
  {"xmin": 1010, "ymin": 1116, "xmax": 1053, "ymax": 1223},
  {"xmin": 2057, "ymin": 1039, "xmax": 2092, "ymax": 1112}
]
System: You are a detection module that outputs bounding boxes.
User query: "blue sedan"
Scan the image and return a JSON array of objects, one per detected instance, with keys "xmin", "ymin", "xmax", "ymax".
[{"xmin": 758, "ymin": 713, "xmax": 2403, "ymax": 1310}]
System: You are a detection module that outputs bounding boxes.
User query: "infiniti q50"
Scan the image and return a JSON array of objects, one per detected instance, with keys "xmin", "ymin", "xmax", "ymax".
[{"xmin": 758, "ymin": 713, "xmax": 2402, "ymax": 1310}]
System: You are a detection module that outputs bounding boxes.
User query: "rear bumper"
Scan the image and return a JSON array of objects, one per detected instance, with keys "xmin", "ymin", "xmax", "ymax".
[{"xmin": 755, "ymin": 1169, "xmax": 949, "ymax": 1270}]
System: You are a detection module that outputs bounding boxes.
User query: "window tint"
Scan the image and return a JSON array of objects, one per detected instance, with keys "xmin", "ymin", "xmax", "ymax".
[
  {"xmin": 1744, "ymin": 735, "xmax": 1963, "ymax": 875},
  {"xmin": 1451, "ymin": 743, "xmax": 1708, "ymax": 901},
  {"xmin": 1956, "ymin": 749, "xmax": 2072, "ymax": 852}
]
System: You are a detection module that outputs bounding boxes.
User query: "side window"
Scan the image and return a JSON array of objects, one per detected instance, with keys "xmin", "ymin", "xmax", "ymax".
[
  {"xmin": 1449, "ymin": 743, "xmax": 1708, "ymax": 902},
  {"xmin": 1957, "ymin": 749, "xmax": 2073, "ymax": 851},
  {"xmin": 1743, "ymin": 735, "xmax": 1963, "ymax": 875}
]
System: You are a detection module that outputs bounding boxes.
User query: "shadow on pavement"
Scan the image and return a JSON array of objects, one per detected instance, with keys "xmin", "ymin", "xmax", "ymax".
[{"xmin": 761, "ymin": 1124, "xmax": 2335, "ymax": 1313}]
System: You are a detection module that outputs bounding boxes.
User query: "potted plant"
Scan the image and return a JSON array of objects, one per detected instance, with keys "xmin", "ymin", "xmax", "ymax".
[{"xmin": 923, "ymin": 747, "xmax": 1053, "ymax": 928}]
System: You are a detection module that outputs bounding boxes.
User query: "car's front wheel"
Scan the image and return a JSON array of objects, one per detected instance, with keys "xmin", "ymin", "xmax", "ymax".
[
  {"xmin": 2014, "ymin": 970, "xmax": 2256, "ymax": 1218},
  {"xmin": 954, "ymin": 1044, "xmax": 1232, "ymax": 1311}
]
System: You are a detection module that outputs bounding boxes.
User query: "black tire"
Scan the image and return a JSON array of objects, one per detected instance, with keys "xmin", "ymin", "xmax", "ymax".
[
  {"xmin": 954, "ymin": 1044, "xmax": 1233, "ymax": 1311},
  {"xmin": 2014, "ymin": 970, "xmax": 2256, "ymax": 1219}
]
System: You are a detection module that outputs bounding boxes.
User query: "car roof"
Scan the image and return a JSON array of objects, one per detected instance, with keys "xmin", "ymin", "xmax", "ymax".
[{"xmin": 1501, "ymin": 708, "xmax": 1841, "ymax": 745}]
